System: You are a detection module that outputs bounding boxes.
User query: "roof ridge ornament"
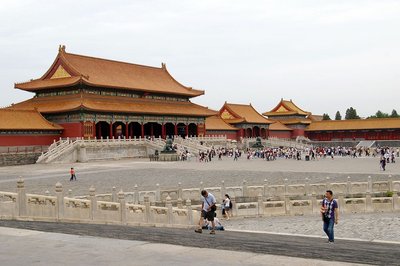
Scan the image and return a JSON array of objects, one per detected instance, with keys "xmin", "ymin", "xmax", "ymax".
[
  {"xmin": 59, "ymin": 45, "xmax": 66, "ymax": 53},
  {"xmin": 161, "ymin": 62, "xmax": 166, "ymax": 69}
]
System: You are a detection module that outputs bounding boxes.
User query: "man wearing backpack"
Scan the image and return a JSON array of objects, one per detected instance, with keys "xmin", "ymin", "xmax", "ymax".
[
  {"xmin": 195, "ymin": 190, "xmax": 216, "ymax": 234},
  {"xmin": 320, "ymin": 190, "xmax": 339, "ymax": 243}
]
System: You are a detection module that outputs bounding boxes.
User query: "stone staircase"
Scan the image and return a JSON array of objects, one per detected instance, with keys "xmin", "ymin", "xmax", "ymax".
[
  {"xmin": 246, "ymin": 137, "xmax": 312, "ymax": 150},
  {"xmin": 356, "ymin": 140, "xmax": 376, "ymax": 148}
]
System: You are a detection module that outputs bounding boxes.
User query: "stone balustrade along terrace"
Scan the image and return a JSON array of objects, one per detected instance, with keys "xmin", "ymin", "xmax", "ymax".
[{"xmin": 0, "ymin": 176, "xmax": 399, "ymax": 228}]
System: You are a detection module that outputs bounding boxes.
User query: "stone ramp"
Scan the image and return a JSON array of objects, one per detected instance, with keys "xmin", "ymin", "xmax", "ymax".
[{"xmin": 0, "ymin": 220, "xmax": 397, "ymax": 265}]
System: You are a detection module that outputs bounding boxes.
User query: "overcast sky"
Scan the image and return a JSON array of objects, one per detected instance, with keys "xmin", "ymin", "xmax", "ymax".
[{"xmin": 1, "ymin": 0, "xmax": 399, "ymax": 118}]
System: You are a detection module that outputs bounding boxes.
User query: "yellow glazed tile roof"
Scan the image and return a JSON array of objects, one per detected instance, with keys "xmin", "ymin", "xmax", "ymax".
[{"xmin": 0, "ymin": 109, "xmax": 63, "ymax": 130}]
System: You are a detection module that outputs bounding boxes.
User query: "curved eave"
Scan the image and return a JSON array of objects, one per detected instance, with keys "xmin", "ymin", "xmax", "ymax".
[
  {"xmin": 81, "ymin": 105, "xmax": 214, "ymax": 117},
  {"xmin": 263, "ymin": 111, "xmax": 298, "ymax": 116},
  {"xmin": 81, "ymin": 78, "xmax": 204, "ymax": 97},
  {"xmin": 14, "ymin": 77, "xmax": 82, "ymax": 92}
]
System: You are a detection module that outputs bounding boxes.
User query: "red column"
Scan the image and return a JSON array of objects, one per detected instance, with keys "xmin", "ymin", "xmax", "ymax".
[
  {"xmin": 174, "ymin": 124, "xmax": 178, "ymax": 136},
  {"xmin": 185, "ymin": 124, "xmax": 189, "ymax": 137},
  {"xmin": 125, "ymin": 122, "xmax": 129, "ymax": 138},
  {"xmin": 162, "ymin": 123, "xmax": 166, "ymax": 139},
  {"xmin": 92, "ymin": 122, "xmax": 96, "ymax": 138},
  {"xmin": 259, "ymin": 127, "xmax": 262, "ymax": 138},
  {"xmin": 196, "ymin": 124, "xmax": 199, "ymax": 137},
  {"xmin": 141, "ymin": 123, "xmax": 145, "ymax": 138},
  {"xmin": 109, "ymin": 122, "xmax": 113, "ymax": 138}
]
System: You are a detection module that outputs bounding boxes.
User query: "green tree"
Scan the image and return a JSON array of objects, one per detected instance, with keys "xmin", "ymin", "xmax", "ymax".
[
  {"xmin": 345, "ymin": 107, "xmax": 360, "ymax": 120},
  {"xmin": 335, "ymin": 111, "xmax": 342, "ymax": 120},
  {"xmin": 375, "ymin": 110, "xmax": 389, "ymax": 118},
  {"xmin": 322, "ymin": 113, "xmax": 331, "ymax": 120},
  {"xmin": 390, "ymin": 109, "xmax": 399, "ymax": 118}
]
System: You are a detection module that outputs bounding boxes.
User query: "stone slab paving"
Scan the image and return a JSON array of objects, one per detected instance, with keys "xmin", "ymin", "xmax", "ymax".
[
  {"xmin": 0, "ymin": 156, "xmax": 399, "ymax": 265},
  {"xmin": 1, "ymin": 220, "xmax": 397, "ymax": 265},
  {"xmin": 0, "ymin": 226, "xmax": 365, "ymax": 266},
  {"xmin": 224, "ymin": 212, "xmax": 400, "ymax": 243},
  {"xmin": 0, "ymin": 157, "xmax": 398, "ymax": 196}
]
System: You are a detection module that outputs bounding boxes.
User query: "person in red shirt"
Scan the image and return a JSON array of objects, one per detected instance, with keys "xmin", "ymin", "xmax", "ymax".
[{"xmin": 70, "ymin": 167, "xmax": 77, "ymax": 181}]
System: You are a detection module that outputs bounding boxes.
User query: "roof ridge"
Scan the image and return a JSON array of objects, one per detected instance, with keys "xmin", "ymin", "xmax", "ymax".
[{"xmin": 65, "ymin": 52, "xmax": 163, "ymax": 71}]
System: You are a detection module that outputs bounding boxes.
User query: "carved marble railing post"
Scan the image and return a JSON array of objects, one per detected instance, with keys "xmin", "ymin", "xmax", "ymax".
[
  {"xmin": 177, "ymin": 198, "xmax": 183, "ymax": 209},
  {"xmin": 112, "ymin": 187, "xmax": 117, "ymax": 202},
  {"xmin": 257, "ymin": 194, "xmax": 264, "ymax": 216},
  {"xmin": 68, "ymin": 189, "xmax": 73, "ymax": 198},
  {"xmin": 284, "ymin": 193, "xmax": 290, "ymax": 215},
  {"xmin": 263, "ymin": 179, "xmax": 269, "ymax": 198},
  {"xmin": 118, "ymin": 190, "xmax": 126, "ymax": 224},
  {"xmin": 388, "ymin": 175, "xmax": 393, "ymax": 192},
  {"xmin": 178, "ymin": 182, "xmax": 182, "ymax": 200},
  {"xmin": 200, "ymin": 181, "xmax": 204, "ymax": 192},
  {"xmin": 311, "ymin": 192, "xmax": 318, "ymax": 214},
  {"xmin": 186, "ymin": 199, "xmax": 193, "ymax": 225},
  {"xmin": 55, "ymin": 182, "xmax": 64, "ymax": 221},
  {"xmin": 393, "ymin": 187, "xmax": 399, "ymax": 211},
  {"xmin": 283, "ymin": 178, "xmax": 288, "ymax": 196},
  {"xmin": 134, "ymin": 184, "xmax": 139, "ymax": 204},
  {"xmin": 144, "ymin": 195, "xmax": 150, "ymax": 223},
  {"xmin": 305, "ymin": 178, "xmax": 310, "ymax": 196},
  {"xmin": 242, "ymin": 180, "xmax": 248, "ymax": 197},
  {"xmin": 326, "ymin": 177, "xmax": 331, "ymax": 190},
  {"xmin": 89, "ymin": 186, "xmax": 96, "ymax": 220},
  {"xmin": 365, "ymin": 191, "xmax": 372, "ymax": 212},
  {"xmin": 156, "ymin": 183, "xmax": 160, "ymax": 202},
  {"xmin": 221, "ymin": 180, "xmax": 226, "ymax": 199},
  {"xmin": 346, "ymin": 176, "xmax": 352, "ymax": 196},
  {"xmin": 231, "ymin": 196, "xmax": 237, "ymax": 217},
  {"xmin": 338, "ymin": 193, "xmax": 344, "ymax": 214},
  {"xmin": 166, "ymin": 195, "xmax": 173, "ymax": 224},
  {"xmin": 367, "ymin": 176, "xmax": 372, "ymax": 193},
  {"xmin": 17, "ymin": 178, "xmax": 26, "ymax": 217}
]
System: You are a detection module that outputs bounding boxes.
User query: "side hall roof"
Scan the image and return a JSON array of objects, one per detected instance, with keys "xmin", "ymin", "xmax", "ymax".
[
  {"xmin": 220, "ymin": 102, "xmax": 274, "ymax": 124},
  {"xmin": 263, "ymin": 99, "xmax": 310, "ymax": 117},
  {"xmin": 8, "ymin": 93, "xmax": 217, "ymax": 117},
  {"xmin": 305, "ymin": 118, "xmax": 400, "ymax": 131},
  {"xmin": 205, "ymin": 115, "xmax": 239, "ymax": 131},
  {"xmin": 0, "ymin": 109, "xmax": 63, "ymax": 131},
  {"xmin": 269, "ymin": 121, "xmax": 293, "ymax": 131},
  {"xmin": 15, "ymin": 45, "xmax": 204, "ymax": 97}
]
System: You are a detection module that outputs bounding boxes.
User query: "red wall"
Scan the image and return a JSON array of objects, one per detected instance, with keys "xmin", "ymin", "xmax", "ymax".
[
  {"xmin": 206, "ymin": 131, "xmax": 238, "ymax": 140},
  {"xmin": 269, "ymin": 130, "xmax": 292, "ymax": 139},
  {"xmin": 291, "ymin": 128, "xmax": 305, "ymax": 138},
  {"xmin": 0, "ymin": 135, "xmax": 61, "ymax": 146},
  {"xmin": 59, "ymin": 122, "xmax": 83, "ymax": 138}
]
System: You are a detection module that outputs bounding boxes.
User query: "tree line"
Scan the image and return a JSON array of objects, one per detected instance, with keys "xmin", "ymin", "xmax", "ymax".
[{"xmin": 322, "ymin": 108, "xmax": 399, "ymax": 120}]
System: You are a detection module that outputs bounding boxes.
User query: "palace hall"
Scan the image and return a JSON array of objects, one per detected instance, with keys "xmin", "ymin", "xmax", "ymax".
[{"xmin": 1, "ymin": 46, "xmax": 216, "ymax": 145}]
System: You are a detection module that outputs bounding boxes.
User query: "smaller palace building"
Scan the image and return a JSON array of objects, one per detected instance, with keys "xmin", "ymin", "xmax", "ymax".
[
  {"xmin": 218, "ymin": 102, "xmax": 273, "ymax": 139},
  {"xmin": 263, "ymin": 99, "xmax": 400, "ymax": 141}
]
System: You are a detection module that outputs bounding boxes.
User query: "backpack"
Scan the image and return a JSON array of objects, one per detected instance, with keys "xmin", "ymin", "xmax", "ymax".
[{"xmin": 229, "ymin": 200, "xmax": 233, "ymax": 209}]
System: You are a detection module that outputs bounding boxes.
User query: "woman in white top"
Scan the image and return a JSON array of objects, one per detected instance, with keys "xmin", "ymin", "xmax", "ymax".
[{"xmin": 223, "ymin": 194, "xmax": 231, "ymax": 220}]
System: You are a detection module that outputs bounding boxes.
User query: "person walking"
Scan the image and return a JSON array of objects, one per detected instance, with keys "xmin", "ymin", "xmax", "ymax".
[
  {"xmin": 69, "ymin": 167, "xmax": 77, "ymax": 181},
  {"xmin": 223, "ymin": 194, "xmax": 232, "ymax": 220},
  {"xmin": 195, "ymin": 190, "xmax": 216, "ymax": 234},
  {"xmin": 320, "ymin": 190, "xmax": 338, "ymax": 243}
]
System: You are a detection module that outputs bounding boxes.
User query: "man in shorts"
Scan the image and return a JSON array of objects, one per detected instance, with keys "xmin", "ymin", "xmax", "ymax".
[{"xmin": 195, "ymin": 190, "xmax": 216, "ymax": 234}]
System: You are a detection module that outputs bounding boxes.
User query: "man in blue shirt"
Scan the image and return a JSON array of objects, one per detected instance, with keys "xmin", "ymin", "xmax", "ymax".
[
  {"xmin": 321, "ymin": 190, "xmax": 339, "ymax": 243},
  {"xmin": 195, "ymin": 190, "xmax": 217, "ymax": 234}
]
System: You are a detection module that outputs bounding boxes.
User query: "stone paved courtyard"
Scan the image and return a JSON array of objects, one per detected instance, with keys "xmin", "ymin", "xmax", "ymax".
[{"xmin": 0, "ymin": 156, "xmax": 399, "ymax": 243}]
